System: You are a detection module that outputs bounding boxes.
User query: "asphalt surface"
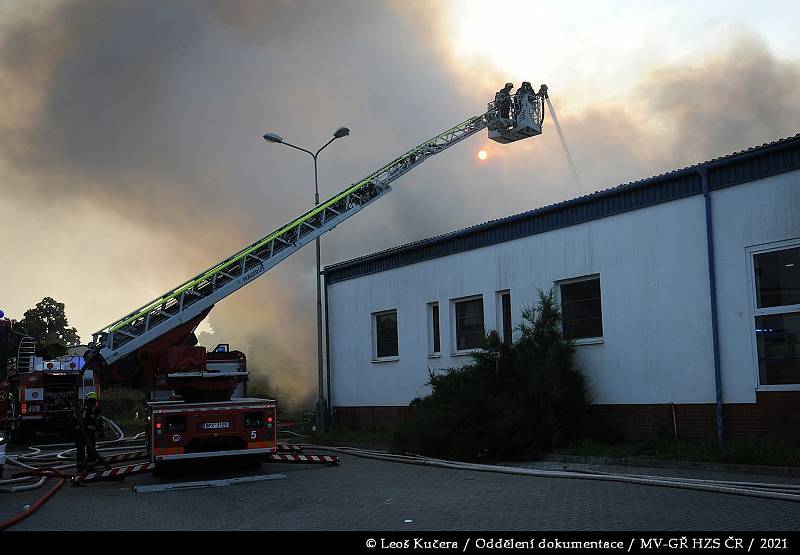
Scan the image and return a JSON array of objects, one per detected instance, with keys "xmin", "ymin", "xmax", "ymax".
[{"xmin": 3, "ymin": 451, "xmax": 800, "ymax": 530}]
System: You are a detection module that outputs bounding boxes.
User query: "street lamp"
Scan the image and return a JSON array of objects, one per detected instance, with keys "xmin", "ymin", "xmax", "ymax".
[{"xmin": 262, "ymin": 126, "xmax": 350, "ymax": 434}]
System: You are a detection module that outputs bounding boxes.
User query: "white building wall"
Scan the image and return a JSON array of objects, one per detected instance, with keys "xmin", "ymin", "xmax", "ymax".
[
  {"xmin": 712, "ymin": 173, "xmax": 800, "ymax": 402},
  {"xmin": 327, "ymin": 173, "xmax": 799, "ymax": 408}
]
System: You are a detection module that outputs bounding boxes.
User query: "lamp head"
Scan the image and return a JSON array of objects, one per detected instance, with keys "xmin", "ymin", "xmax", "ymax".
[
  {"xmin": 262, "ymin": 133, "xmax": 284, "ymax": 144},
  {"xmin": 333, "ymin": 126, "xmax": 350, "ymax": 139}
]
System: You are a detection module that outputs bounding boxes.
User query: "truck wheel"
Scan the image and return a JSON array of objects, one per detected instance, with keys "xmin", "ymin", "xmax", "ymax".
[
  {"xmin": 11, "ymin": 426, "xmax": 35, "ymax": 444},
  {"xmin": 152, "ymin": 462, "xmax": 174, "ymax": 478},
  {"xmin": 244, "ymin": 455, "xmax": 263, "ymax": 469}
]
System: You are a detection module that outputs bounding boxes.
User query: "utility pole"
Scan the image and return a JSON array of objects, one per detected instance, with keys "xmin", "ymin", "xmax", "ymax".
[{"xmin": 262, "ymin": 126, "xmax": 350, "ymax": 433}]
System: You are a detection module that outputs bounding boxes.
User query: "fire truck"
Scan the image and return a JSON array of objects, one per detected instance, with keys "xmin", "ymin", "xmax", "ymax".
[
  {"xmin": 15, "ymin": 353, "xmax": 98, "ymax": 439},
  {"xmin": 0, "ymin": 321, "xmax": 98, "ymax": 441},
  {"xmin": 75, "ymin": 84, "xmax": 548, "ymax": 474}
]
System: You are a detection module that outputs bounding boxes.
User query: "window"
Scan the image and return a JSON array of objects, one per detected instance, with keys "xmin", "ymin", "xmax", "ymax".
[
  {"xmin": 755, "ymin": 247, "xmax": 800, "ymax": 308},
  {"xmin": 560, "ymin": 276, "xmax": 603, "ymax": 341},
  {"xmin": 373, "ymin": 310, "xmax": 398, "ymax": 360},
  {"xmin": 427, "ymin": 302, "xmax": 441, "ymax": 356},
  {"xmin": 454, "ymin": 297, "xmax": 484, "ymax": 351},
  {"xmin": 751, "ymin": 245, "xmax": 800, "ymax": 386},
  {"xmin": 500, "ymin": 291, "xmax": 512, "ymax": 346}
]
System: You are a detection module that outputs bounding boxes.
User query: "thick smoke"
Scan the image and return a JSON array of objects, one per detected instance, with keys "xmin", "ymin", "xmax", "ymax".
[
  {"xmin": 0, "ymin": 0, "xmax": 469, "ymax": 408},
  {"xmin": 1, "ymin": 2, "xmax": 798, "ymax": 409}
]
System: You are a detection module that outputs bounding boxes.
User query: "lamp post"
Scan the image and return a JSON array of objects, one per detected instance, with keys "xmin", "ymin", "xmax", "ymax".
[{"xmin": 262, "ymin": 126, "xmax": 350, "ymax": 434}]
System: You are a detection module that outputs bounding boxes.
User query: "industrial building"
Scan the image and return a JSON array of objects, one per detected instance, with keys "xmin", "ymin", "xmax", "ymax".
[{"xmin": 324, "ymin": 135, "xmax": 800, "ymax": 442}]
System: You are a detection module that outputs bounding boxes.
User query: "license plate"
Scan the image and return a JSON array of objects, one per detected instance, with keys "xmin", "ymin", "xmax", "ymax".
[{"xmin": 201, "ymin": 421, "xmax": 230, "ymax": 430}]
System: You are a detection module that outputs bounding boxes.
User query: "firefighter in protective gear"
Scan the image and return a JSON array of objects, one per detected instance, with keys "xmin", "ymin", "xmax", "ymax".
[
  {"xmin": 495, "ymin": 82, "xmax": 513, "ymax": 120},
  {"xmin": 75, "ymin": 391, "xmax": 103, "ymax": 473}
]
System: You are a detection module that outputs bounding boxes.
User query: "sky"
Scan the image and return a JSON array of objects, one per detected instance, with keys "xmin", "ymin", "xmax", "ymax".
[{"xmin": 1, "ymin": 0, "xmax": 799, "ymax": 407}]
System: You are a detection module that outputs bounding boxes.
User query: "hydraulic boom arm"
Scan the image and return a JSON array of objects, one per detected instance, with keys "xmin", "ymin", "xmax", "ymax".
[{"xmin": 91, "ymin": 85, "xmax": 547, "ymax": 370}]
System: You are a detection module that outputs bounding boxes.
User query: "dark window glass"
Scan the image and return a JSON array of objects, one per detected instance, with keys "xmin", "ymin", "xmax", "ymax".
[
  {"xmin": 431, "ymin": 304, "xmax": 440, "ymax": 354},
  {"xmin": 165, "ymin": 416, "xmax": 186, "ymax": 432},
  {"xmin": 375, "ymin": 311, "xmax": 398, "ymax": 358},
  {"xmin": 501, "ymin": 293, "xmax": 512, "ymax": 346},
  {"xmin": 754, "ymin": 247, "xmax": 800, "ymax": 308},
  {"xmin": 244, "ymin": 412, "xmax": 264, "ymax": 428},
  {"xmin": 561, "ymin": 278, "xmax": 603, "ymax": 340},
  {"xmin": 756, "ymin": 312, "xmax": 800, "ymax": 385},
  {"xmin": 456, "ymin": 298, "xmax": 484, "ymax": 350}
]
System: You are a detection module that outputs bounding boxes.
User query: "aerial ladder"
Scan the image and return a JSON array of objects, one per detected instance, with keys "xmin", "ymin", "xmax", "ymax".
[
  {"xmin": 76, "ymin": 83, "xmax": 548, "ymax": 477},
  {"xmin": 88, "ymin": 84, "xmax": 547, "ymax": 375}
]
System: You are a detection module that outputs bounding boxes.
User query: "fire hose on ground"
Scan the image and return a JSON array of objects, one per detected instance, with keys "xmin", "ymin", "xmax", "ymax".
[
  {"xmin": 0, "ymin": 416, "xmax": 145, "ymax": 493},
  {"xmin": 0, "ymin": 416, "xmax": 146, "ymax": 529},
  {"xmin": 299, "ymin": 444, "xmax": 800, "ymax": 504}
]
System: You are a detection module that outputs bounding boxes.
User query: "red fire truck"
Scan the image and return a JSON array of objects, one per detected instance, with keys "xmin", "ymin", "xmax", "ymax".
[
  {"xmin": 137, "ymin": 343, "xmax": 277, "ymax": 475},
  {"xmin": 0, "ymin": 317, "xmax": 100, "ymax": 442},
  {"xmin": 14, "ymin": 353, "xmax": 98, "ymax": 440}
]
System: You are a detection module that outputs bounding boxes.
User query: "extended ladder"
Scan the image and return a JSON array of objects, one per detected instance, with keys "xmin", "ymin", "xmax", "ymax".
[{"xmin": 93, "ymin": 87, "xmax": 546, "ymax": 365}]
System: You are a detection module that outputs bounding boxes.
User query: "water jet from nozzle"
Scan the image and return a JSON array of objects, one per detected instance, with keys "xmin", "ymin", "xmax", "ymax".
[{"xmin": 544, "ymin": 94, "xmax": 583, "ymax": 195}]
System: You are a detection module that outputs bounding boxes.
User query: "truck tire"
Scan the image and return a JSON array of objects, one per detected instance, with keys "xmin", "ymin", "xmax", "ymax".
[
  {"xmin": 11, "ymin": 426, "xmax": 35, "ymax": 444},
  {"xmin": 152, "ymin": 461, "xmax": 174, "ymax": 478},
  {"xmin": 244, "ymin": 455, "xmax": 263, "ymax": 469}
]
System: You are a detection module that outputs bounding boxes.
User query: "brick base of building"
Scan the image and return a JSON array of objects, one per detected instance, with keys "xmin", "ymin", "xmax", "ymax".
[
  {"xmin": 331, "ymin": 406, "xmax": 411, "ymax": 430},
  {"xmin": 332, "ymin": 391, "xmax": 800, "ymax": 442}
]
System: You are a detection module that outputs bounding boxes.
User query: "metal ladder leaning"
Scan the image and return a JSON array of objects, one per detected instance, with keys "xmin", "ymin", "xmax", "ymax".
[{"xmin": 15, "ymin": 336, "xmax": 36, "ymax": 374}]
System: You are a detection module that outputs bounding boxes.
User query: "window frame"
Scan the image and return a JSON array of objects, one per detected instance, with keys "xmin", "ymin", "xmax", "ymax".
[
  {"xmin": 556, "ymin": 274, "xmax": 604, "ymax": 345},
  {"xmin": 450, "ymin": 294, "xmax": 485, "ymax": 356},
  {"xmin": 427, "ymin": 301, "xmax": 441, "ymax": 358},
  {"xmin": 496, "ymin": 290, "xmax": 512, "ymax": 346},
  {"xmin": 371, "ymin": 309, "xmax": 399, "ymax": 363},
  {"xmin": 747, "ymin": 238, "xmax": 800, "ymax": 391}
]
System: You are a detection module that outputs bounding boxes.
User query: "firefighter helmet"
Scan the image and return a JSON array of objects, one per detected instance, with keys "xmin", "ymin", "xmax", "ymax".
[{"xmin": 84, "ymin": 391, "xmax": 98, "ymax": 402}]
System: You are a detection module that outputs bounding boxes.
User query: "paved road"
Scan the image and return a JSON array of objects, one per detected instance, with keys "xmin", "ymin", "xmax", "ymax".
[{"xmin": 2, "ymin": 453, "xmax": 800, "ymax": 530}]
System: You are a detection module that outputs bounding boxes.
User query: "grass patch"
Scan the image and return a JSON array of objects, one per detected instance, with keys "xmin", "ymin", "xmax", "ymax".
[
  {"xmin": 561, "ymin": 438, "xmax": 800, "ymax": 468},
  {"xmin": 101, "ymin": 385, "xmax": 147, "ymax": 435}
]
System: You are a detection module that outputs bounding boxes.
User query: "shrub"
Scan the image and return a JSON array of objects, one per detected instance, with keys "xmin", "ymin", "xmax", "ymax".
[{"xmin": 393, "ymin": 290, "xmax": 591, "ymax": 461}]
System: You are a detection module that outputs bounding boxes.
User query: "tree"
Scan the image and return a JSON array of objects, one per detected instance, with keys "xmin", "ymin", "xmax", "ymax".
[
  {"xmin": 19, "ymin": 297, "xmax": 81, "ymax": 359},
  {"xmin": 393, "ymin": 290, "xmax": 591, "ymax": 461}
]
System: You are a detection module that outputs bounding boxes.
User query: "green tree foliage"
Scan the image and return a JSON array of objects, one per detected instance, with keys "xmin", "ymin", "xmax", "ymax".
[
  {"xmin": 19, "ymin": 297, "xmax": 81, "ymax": 359},
  {"xmin": 393, "ymin": 290, "xmax": 591, "ymax": 461}
]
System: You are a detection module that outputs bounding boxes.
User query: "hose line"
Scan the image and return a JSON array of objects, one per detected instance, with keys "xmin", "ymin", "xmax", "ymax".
[{"xmin": 302, "ymin": 444, "xmax": 800, "ymax": 504}]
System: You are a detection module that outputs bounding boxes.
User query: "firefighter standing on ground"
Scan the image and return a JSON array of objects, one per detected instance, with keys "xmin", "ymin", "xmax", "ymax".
[{"xmin": 75, "ymin": 391, "xmax": 103, "ymax": 473}]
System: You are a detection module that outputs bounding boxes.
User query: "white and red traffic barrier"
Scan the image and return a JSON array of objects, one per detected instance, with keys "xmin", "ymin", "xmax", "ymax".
[
  {"xmin": 276, "ymin": 443, "xmax": 304, "ymax": 453},
  {"xmin": 72, "ymin": 463, "xmax": 156, "ymax": 483},
  {"xmin": 266, "ymin": 453, "xmax": 339, "ymax": 465},
  {"xmin": 100, "ymin": 450, "xmax": 149, "ymax": 463}
]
